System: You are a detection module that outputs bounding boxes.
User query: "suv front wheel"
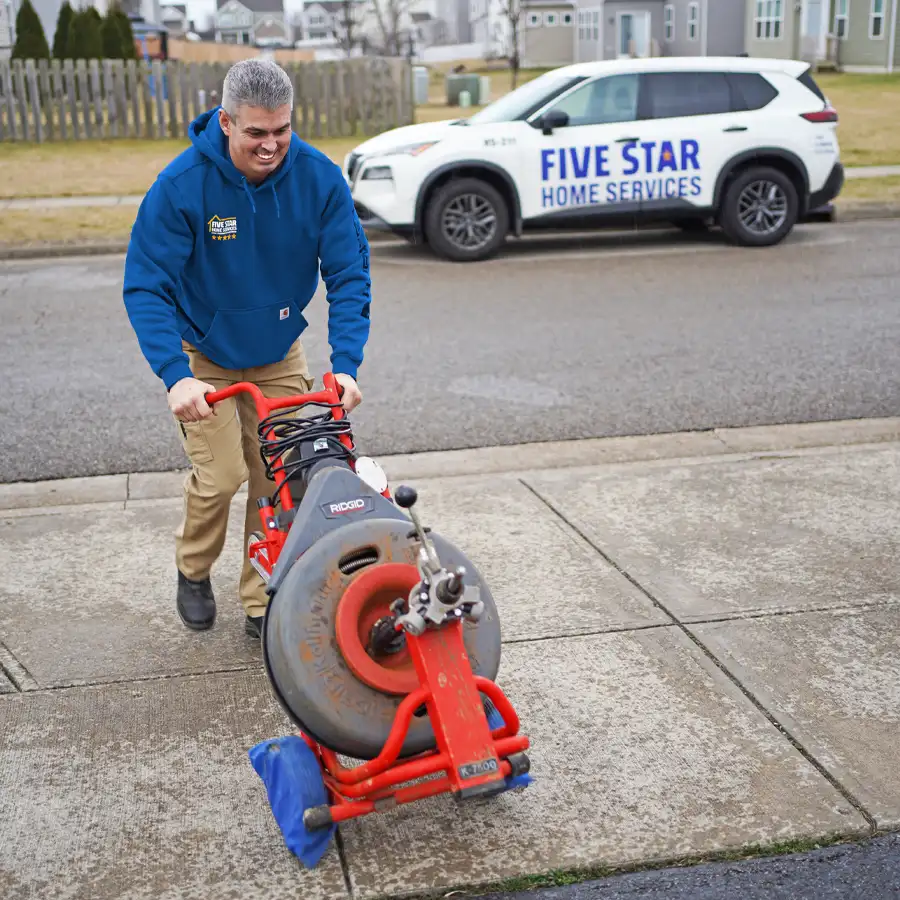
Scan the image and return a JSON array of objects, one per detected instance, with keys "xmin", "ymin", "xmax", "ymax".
[
  {"xmin": 718, "ymin": 166, "xmax": 799, "ymax": 247},
  {"xmin": 423, "ymin": 177, "xmax": 509, "ymax": 262}
]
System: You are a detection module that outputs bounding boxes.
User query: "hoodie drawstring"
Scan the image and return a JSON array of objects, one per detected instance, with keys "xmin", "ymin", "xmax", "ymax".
[
  {"xmin": 241, "ymin": 178, "xmax": 257, "ymax": 214},
  {"xmin": 241, "ymin": 177, "xmax": 280, "ymax": 218},
  {"xmin": 271, "ymin": 184, "xmax": 281, "ymax": 219}
]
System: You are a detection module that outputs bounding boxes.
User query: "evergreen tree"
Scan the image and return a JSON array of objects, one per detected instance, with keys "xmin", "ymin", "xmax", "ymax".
[
  {"xmin": 52, "ymin": 1, "xmax": 74, "ymax": 58},
  {"xmin": 101, "ymin": 10, "xmax": 124, "ymax": 57},
  {"xmin": 67, "ymin": 8, "xmax": 103, "ymax": 59},
  {"xmin": 112, "ymin": 4, "xmax": 137, "ymax": 60},
  {"xmin": 11, "ymin": 0, "xmax": 50, "ymax": 60}
]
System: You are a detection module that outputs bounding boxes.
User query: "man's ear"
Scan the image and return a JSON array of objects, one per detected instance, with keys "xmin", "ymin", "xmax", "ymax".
[{"xmin": 218, "ymin": 108, "xmax": 231, "ymax": 136}]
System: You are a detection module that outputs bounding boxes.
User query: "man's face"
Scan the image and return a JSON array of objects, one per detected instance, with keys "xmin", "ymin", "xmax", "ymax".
[{"xmin": 219, "ymin": 104, "xmax": 292, "ymax": 183}]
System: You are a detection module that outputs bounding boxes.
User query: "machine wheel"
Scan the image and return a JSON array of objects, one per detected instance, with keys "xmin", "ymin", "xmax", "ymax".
[
  {"xmin": 423, "ymin": 177, "xmax": 509, "ymax": 262},
  {"xmin": 262, "ymin": 517, "xmax": 502, "ymax": 761},
  {"xmin": 718, "ymin": 166, "xmax": 798, "ymax": 247}
]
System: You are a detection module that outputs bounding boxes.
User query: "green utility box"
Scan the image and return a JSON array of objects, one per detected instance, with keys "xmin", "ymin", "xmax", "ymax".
[{"xmin": 445, "ymin": 74, "xmax": 489, "ymax": 106}]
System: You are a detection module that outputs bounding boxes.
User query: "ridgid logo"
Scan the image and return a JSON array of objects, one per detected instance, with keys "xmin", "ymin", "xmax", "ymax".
[
  {"xmin": 208, "ymin": 215, "xmax": 237, "ymax": 241},
  {"xmin": 321, "ymin": 497, "xmax": 374, "ymax": 518}
]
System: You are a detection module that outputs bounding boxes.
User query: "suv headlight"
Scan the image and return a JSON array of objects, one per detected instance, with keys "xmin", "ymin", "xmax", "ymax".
[{"xmin": 386, "ymin": 141, "xmax": 440, "ymax": 157}]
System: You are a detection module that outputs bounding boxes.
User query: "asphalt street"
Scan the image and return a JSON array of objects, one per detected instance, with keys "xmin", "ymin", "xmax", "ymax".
[
  {"xmin": 468, "ymin": 833, "xmax": 900, "ymax": 900},
  {"xmin": 2, "ymin": 218, "xmax": 900, "ymax": 483}
]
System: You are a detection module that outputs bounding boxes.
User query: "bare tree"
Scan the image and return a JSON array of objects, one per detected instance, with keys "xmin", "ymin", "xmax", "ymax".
[
  {"xmin": 337, "ymin": 0, "xmax": 357, "ymax": 55},
  {"xmin": 368, "ymin": 0, "xmax": 411, "ymax": 55},
  {"xmin": 500, "ymin": 0, "xmax": 522, "ymax": 88}
]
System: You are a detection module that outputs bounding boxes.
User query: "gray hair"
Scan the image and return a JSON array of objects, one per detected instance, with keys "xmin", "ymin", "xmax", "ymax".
[{"xmin": 221, "ymin": 59, "xmax": 293, "ymax": 117}]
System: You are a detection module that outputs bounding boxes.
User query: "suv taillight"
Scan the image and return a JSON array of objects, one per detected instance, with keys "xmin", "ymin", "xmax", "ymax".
[{"xmin": 801, "ymin": 106, "xmax": 838, "ymax": 123}]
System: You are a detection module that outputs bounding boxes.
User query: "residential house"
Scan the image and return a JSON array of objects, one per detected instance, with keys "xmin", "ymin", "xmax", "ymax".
[
  {"xmin": 214, "ymin": 0, "xmax": 292, "ymax": 46},
  {"xmin": 569, "ymin": 0, "xmax": 745, "ymax": 64},
  {"xmin": 0, "ymin": 0, "xmax": 13, "ymax": 59},
  {"xmin": 470, "ymin": 0, "xmax": 508, "ymax": 57},
  {"xmin": 522, "ymin": 0, "xmax": 576, "ymax": 65},
  {"xmin": 160, "ymin": 1, "xmax": 189, "ymax": 36},
  {"xmin": 745, "ymin": 0, "xmax": 899, "ymax": 72}
]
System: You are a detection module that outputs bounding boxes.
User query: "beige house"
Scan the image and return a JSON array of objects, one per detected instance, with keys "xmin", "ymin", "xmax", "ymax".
[{"xmin": 521, "ymin": 0, "xmax": 577, "ymax": 66}]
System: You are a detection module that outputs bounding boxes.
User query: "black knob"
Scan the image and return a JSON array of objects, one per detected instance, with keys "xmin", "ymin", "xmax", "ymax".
[{"xmin": 394, "ymin": 485, "xmax": 417, "ymax": 509}]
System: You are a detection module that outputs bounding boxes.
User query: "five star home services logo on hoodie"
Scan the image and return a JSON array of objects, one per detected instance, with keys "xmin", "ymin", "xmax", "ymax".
[{"xmin": 208, "ymin": 215, "xmax": 237, "ymax": 241}]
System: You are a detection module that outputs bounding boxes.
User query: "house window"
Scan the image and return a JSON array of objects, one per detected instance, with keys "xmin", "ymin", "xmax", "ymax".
[
  {"xmin": 563, "ymin": 12, "xmax": 572, "ymax": 24},
  {"xmin": 870, "ymin": 0, "xmax": 884, "ymax": 37},
  {"xmin": 592, "ymin": 9, "xmax": 599, "ymax": 39},
  {"xmin": 663, "ymin": 3, "xmax": 674, "ymax": 41},
  {"xmin": 833, "ymin": 0, "xmax": 848, "ymax": 37},
  {"xmin": 527, "ymin": 11, "xmax": 542, "ymax": 26},
  {"xmin": 687, "ymin": 1, "xmax": 699, "ymax": 39},
  {"xmin": 545, "ymin": 12, "xmax": 558, "ymax": 25},
  {"xmin": 754, "ymin": 0, "xmax": 783, "ymax": 39}
]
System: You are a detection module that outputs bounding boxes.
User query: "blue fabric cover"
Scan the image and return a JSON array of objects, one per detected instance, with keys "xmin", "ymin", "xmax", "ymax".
[{"xmin": 248, "ymin": 736, "xmax": 336, "ymax": 868}]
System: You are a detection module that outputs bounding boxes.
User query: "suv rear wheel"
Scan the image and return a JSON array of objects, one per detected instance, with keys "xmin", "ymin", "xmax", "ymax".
[
  {"xmin": 423, "ymin": 177, "xmax": 509, "ymax": 262},
  {"xmin": 718, "ymin": 166, "xmax": 799, "ymax": 247}
]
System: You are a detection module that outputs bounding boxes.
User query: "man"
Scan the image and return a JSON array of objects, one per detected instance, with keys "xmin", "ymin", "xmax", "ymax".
[{"xmin": 123, "ymin": 58, "xmax": 371, "ymax": 640}]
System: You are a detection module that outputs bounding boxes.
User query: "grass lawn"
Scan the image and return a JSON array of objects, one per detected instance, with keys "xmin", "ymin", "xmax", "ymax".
[
  {"xmin": 0, "ymin": 69, "xmax": 895, "ymax": 205},
  {"xmin": 815, "ymin": 72, "xmax": 900, "ymax": 167},
  {"xmin": 2, "ymin": 177, "xmax": 897, "ymax": 250}
]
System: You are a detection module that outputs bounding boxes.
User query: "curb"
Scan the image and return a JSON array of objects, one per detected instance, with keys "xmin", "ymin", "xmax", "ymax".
[
  {"xmin": 2, "ymin": 203, "xmax": 899, "ymax": 262},
  {"xmin": 1, "ymin": 416, "xmax": 898, "ymax": 513},
  {"xmin": 0, "ymin": 230, "xmax": 402, "ymax": 262}
]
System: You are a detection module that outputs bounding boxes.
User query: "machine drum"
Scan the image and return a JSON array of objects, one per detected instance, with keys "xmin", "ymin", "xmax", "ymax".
[{"xmin": 262, "ymin": 517, "xmax": 502, "ymax": 761}]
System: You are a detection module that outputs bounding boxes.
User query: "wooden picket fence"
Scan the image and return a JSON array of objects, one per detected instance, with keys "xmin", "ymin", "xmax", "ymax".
[{"xmin": 0, "ymin": 56, "xmax": 414, "ymax": 143}]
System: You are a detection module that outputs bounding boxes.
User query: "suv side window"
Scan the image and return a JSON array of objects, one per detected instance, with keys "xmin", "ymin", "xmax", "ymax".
[
  {"xmin": 640, "ymin": 72, "xmax": 732, "ymax": 119},
  {"xmin": 727, "ymin": 72, "xmax": 779, "ymax": 111},
  {"xmin": 543, "ymin": 73, "xmax": 640, "ymax": 126}
]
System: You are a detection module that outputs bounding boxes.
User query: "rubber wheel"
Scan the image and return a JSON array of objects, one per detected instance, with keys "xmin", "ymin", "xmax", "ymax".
[
  {"xmin": 424, "ymin": 177, "xmax": 509, "ymax": 262},
  {"xmin": 718, "ymin": 166, "xmax": 798, "ymax": 247},
  {"xmin": 262, "ymin": 517, "xmax": 502, "ymax": 761}
]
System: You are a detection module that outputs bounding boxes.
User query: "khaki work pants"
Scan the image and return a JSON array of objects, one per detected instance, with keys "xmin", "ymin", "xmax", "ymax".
[{"xmin": 174, "ymin": 338, "xmax": 314, "ymax": 618}]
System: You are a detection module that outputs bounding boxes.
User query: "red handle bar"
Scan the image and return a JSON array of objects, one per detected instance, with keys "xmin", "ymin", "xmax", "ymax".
[{"xmin": 205, "ymin": 372, "xmax": 345, "ymax": 422}]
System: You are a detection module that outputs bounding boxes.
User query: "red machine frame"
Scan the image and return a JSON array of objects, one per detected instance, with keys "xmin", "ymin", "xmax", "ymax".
[{"xmin": 205, "ymin": 374, "xmax": 530, "ymax": 828}]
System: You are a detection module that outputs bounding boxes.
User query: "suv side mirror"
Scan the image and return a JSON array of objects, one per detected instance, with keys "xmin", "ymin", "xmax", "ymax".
[{"xmin": 540, "ymin": 109, "xmax": 569, "ymax": 135}]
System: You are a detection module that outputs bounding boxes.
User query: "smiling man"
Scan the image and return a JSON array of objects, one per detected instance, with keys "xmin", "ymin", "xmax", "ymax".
[{"xmin": 123, "ymin": 59, "xmax": 371, "ymax": 640}]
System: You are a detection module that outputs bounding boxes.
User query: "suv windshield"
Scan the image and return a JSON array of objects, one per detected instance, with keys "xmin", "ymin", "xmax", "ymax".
[{"xmin": 464, "ymin": 71, "xmax": 586, "ymax": 125}]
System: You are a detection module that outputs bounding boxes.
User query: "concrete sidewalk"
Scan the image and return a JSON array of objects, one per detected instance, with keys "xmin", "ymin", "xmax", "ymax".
[
  {"xmin": 2, "ymin": 164, "xmax": 898, "ymax": 212},
  {"xmin": 1, "ymin": 418, "xmax": 899, "ymax": 899}
]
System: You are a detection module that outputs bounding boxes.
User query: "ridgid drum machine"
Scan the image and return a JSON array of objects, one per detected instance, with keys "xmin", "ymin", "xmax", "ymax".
[{"xmin": 204, "ymin": 374, "xmax": 532, "ymax": 865}]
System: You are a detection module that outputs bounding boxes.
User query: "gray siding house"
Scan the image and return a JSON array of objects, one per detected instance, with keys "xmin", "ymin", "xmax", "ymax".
[
  {"xmin": 522, "ymin": 0, "xmax": 577, "ymax": 66},
  {"xmin": 570, "ymin": 0, "xmax": 744, "ymax": 63},
  {"xmin": 744, "ymin": 0, "xmax": 899, "ymax": 72}
]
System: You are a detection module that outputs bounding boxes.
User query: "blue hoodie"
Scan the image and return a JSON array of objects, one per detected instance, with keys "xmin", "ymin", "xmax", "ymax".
[{"xmin": 123, "ymin": 107, "xmax": 371, "ymax": 390}]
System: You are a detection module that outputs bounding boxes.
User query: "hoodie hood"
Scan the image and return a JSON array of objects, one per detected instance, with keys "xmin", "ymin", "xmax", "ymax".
[{"xmin": 188, "ymin": 107, "xmax": 300, "ymax": 214}]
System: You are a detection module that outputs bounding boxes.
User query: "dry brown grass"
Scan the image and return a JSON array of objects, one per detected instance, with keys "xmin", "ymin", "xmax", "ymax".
[
  {"xmin": 840, "ymin": 175, "xmax": 900, "ymax": 203},
  {"xmin": 0, "ymin": 206, "xmax": 138, "ymax": 248},
  {"xmin": 0, "ymin": 71, "xmax": 896, "ymax": 204},
  {"xmin": 815, "ymin": 73, "xmax": 900, "ymax": 167},
  {"xmin": 2, "ymin": 177, "xmax": 897, "ymax": 249}
]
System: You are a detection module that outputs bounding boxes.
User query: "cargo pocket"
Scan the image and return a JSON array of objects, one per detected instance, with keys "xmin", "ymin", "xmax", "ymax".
[{"xmin": 177, "ymin": 418, "xmax": 214, "ymax": 466}]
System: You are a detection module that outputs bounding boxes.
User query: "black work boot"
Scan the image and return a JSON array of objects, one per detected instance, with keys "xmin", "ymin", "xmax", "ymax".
[
  {"xmin": 245, "ymin": 615, "xmax": 264, "ymax": 639},
  {"xmin": 176, "ymin": 571, "xmax": 216, "ymax": 630}
]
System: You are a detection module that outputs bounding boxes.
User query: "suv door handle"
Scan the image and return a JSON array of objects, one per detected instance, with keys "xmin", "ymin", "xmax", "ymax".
[
  {"xmin": 616, "ymin": 136, "xmax": 640, "ymax": 143},
  {"xmin": 723, "ymin": 125, "xmax": 748, "ymax": 132}
]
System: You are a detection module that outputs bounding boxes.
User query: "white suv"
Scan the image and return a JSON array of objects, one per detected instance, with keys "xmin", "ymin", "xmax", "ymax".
[{"xmin": 343, "ymin": 56, "xmax": 843, "ymax": 262}]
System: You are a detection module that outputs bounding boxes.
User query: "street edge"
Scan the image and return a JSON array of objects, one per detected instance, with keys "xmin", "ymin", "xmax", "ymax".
[
  {"xmin": 1, "ymin": 201, "xmax": 899, "ymax": 261},
  {"xmin": 1, "ymin": 416, "xmax": 898, "ymax": 512}
]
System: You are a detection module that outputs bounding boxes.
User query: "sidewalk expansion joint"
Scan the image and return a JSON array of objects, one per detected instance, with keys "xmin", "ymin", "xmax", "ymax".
[
  {"xmin": 334, "ymin": 828, "xmax": 355, "ymax": 899},
  {"xmin": 0, "ymin": 641, "xmax": 39, "ymax": 691},
  {"xmin": 6, "ymin": 662, "xmax": 264, "ymax": 696},
  {"xmin": 518, "ymin": 477, "xmax": 880, "ymax": 835}
]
